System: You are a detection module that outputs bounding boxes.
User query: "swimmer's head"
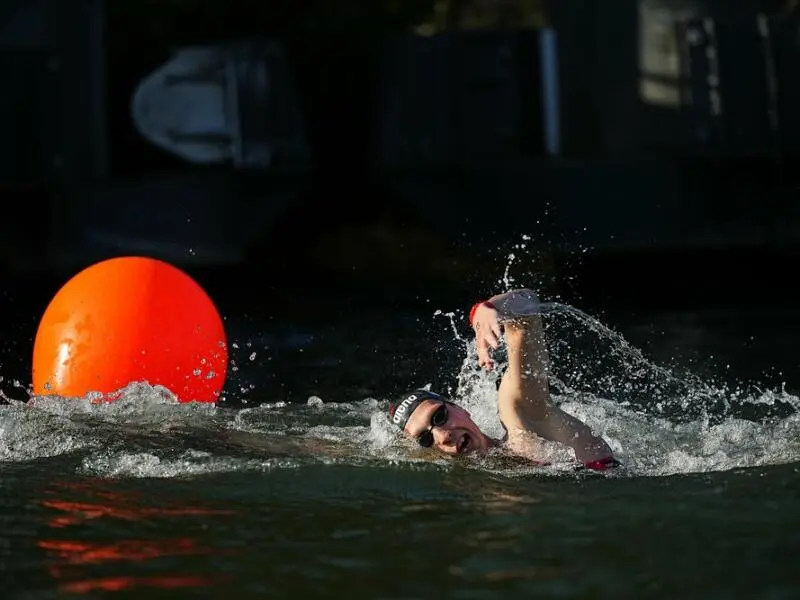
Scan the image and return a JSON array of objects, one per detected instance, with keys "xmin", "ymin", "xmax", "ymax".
[{"xmin": 388, "ymin": 389, "xmax": 490, "ymax": 456}]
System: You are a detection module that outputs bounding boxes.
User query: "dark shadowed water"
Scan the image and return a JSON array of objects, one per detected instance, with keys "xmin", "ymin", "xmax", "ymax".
[{"xmin": 1, "ymin": 281, "xmax": 799, "ymax": 599}]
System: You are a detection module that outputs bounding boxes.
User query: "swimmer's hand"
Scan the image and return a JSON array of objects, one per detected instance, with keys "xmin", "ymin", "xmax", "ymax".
[
  {"xmin": 471, "ymin": 302, "xmax": 502, "ymax": 370},
  {"xmin": 470, "ymin": 289, "xmax": 542, "ymax": 371}
]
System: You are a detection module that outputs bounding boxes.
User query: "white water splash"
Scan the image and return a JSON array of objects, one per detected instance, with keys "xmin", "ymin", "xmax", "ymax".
[
  {"xmin": 0, "ymin": 366, "xmax": 797, "ymax": 479},
  {"xmin": 1, "ymin": 234, "xmax": 798, "ymax": 479}
]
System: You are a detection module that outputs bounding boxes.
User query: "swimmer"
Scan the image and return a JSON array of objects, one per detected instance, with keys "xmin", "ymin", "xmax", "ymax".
[{"xmin": 389, "ymin": 288, "xmax": 620, "ymax": 471}]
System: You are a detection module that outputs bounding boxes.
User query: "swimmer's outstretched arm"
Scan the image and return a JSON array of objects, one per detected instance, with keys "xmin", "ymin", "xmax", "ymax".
[{"xmin": 471, "ymin": 289, "xmax": 616, "ymax": 466}]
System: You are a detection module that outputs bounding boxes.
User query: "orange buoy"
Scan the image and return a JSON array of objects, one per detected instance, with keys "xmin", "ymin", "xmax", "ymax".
[{"xmin": 32, "ymin": 256, "xmax": 228, "ymax": 403}]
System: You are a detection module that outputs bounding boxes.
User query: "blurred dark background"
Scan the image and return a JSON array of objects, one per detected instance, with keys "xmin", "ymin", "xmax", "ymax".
[{"xmin": 1, "ymin": 0, "xmax": 799, "ymax": 402}]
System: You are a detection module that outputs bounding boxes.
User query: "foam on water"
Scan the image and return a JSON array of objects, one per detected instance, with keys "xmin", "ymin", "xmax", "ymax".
[
  {"xmin": 0, "ymin": 296, "xmax": 797, "ymax": 481},
  {"xmin": 1, "ymin": 236, "xmax": 797, "ymax": 480}
]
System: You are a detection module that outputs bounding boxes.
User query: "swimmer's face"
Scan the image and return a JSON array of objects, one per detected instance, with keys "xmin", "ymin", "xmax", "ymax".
[{"xmin": 403, "ymin": 400, "xmax": 489, "ymax": 456}]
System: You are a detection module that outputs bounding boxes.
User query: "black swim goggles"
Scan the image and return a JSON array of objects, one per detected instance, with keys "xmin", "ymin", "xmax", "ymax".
[{"xmin": 416, "ymin": 402, "xmax": 449, "ymax": 448}]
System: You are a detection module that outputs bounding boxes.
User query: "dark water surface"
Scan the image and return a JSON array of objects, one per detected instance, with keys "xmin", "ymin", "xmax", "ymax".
[
  {"xmin": 1, "ymin": 457, "xmax": 797, "ymax": 599},
  {"xmin": 1, "ymin": 279, "xmax": 798, "ymax": 599}
]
